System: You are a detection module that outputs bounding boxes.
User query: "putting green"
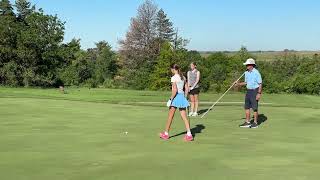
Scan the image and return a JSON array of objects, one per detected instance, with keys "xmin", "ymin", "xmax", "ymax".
[{"xmin": 0, "ymin": 88, "xmax": 320, "ymax": 180}]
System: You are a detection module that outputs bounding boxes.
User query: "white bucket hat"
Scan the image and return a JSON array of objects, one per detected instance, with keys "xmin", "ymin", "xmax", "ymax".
[{"xmin": 243, "ymin": 58, "xmax": 256, "ymax": 66}]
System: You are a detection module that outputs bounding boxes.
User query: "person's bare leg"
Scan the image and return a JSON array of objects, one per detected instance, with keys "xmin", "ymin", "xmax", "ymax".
[
  {"xmin": 179, "ymin": 109, "xmax": 191, "ymax": 132},
  {"xmin": 254, "ymin": 111, "xmax": 258, "ymax": 124},
  {"xmin": 165, "ymin": 107, "xmax": 176, "ymax": 132},
  {"xmin": 189, "ymin": 95, "xmax": 195, "ymax": 113},
  {"xmin": 245, "ymin": 109, "xmax": 251, "ymax": 123},
  {"xmin": 194, "ymin": 94, "xmax": 199, "ymax": 113}
]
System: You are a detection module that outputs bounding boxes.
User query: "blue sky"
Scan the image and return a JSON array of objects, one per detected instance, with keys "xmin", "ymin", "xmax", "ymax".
[{"xmin": 25, "ymin": 0, "xmax": 320, "ymax": 51}]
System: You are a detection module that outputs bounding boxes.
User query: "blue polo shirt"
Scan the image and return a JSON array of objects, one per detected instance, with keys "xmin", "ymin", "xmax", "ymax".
[{"xmin": 245, "ymin": 68, "xmax": 262, "ymax": 89}]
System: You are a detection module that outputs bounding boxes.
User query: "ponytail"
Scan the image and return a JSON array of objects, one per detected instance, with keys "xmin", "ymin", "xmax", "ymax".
[
  {"xmin": 179, "ymin": 69, "xmax": 185, "ymax": 81},
  {"xmin": 171, "ymin": 64, "xmax": 184, "ymax": 81}
]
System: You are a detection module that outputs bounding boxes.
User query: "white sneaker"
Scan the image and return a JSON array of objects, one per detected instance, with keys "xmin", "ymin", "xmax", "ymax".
[
  {"xmin": 188, "ymin": 112, "xmax": 194, "ymax": 117},
  {"xmin": 192, "ymin": 112, "xmax": 198, "ymax": 117}
]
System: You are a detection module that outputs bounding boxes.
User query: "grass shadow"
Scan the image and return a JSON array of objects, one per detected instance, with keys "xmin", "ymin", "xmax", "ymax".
[
  {"xmin": 170, "ymin": 124, "xmax": 205, "ymax": 139},
  {"xmin": 256, "ymin": 114, "xmax": 268, "ymax": 125},
  {"xmin": 198, "ymin": 109, "xmax": 209, "ymax": 115}
]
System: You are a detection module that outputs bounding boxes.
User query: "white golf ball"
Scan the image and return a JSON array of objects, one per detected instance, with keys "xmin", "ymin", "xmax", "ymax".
[{"xmin": 125, "ymin": 132, "xmax": 128, "ymax": 134}]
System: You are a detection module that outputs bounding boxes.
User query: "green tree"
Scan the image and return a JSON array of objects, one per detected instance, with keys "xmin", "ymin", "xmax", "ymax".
[
  {"xmin": 17, "ymin": 9, "xmax": 65, "ymax": 86},
  {"xmin": 0, "ymin": 0, "xmax": 15, "ymax": 16},
  {"xmin": 202, "ymin": 52, "xmax": 231, "ymax": 92},
  {"xmin": 57, "ymin": 39, "xmax": 82, "ymax": 86},
  {"xmin": 0, "ymin": 0, "xmax": 18, "ymax": 85},
  {"xmin": 149, "ymin": 42, "xmax": 197, "ymax": 90},
  {"xmin": 74, "ymin": 52, "xmax": 94, "ymax": 86},
  {"xmin": 15, "ymin": 0, "xmax": 35, "ymax": 21},
  {"xmin": 94, "ymin": 41, "xmax": 117, "ymax": 84},
  {"xmin": 155, "ymin": 9, "xmax": 175, "ymax": 42},
  {"xmin": 173, "ymin": 28, "xmax": 189, "ymax": 50},
  {"xmin": 58, "ymin": 40, "xmax": 117, "ymax": 88},
  {"xmin": 150, "ymin": 42, "xmax": 174, "ymax": 90}
]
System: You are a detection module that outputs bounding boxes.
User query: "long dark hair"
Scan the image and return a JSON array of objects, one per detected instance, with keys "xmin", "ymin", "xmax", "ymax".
[{"xmin": 171, "ymin": 64, "xmax": 184, "ymax": 81}]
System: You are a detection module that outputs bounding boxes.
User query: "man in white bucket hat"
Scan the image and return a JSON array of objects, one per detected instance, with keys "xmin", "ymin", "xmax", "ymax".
[{"xmin": 235, "ymin": 58, "xmax": 262, "ymax": 128}]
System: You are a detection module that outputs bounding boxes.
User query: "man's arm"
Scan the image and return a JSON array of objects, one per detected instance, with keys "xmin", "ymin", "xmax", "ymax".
[
  {"xmin": 236, "ymin": 82, "xmax": 247, "ymax": 86},
  {"xmin": 235, "ymin": 73, "xmax": 246, "ymax": 86},
  {"xmin": 258, "ymin": 84, "xmax": 262, "ymax": 94},
  {"xmin": 256, "ymin": 71, "xmax": 263, "ymax": 100},
  {"xmin": 256, "ymin": 83, "xmax": 262, "ymax": 100}
]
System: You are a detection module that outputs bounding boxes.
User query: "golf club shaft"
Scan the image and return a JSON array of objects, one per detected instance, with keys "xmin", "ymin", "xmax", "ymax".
[{"xmin": 201, "ymin": 72, "xmax": 245, "ymax": 119}]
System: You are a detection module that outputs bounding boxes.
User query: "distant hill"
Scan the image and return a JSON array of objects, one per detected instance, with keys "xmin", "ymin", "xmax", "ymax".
[{"xmin": 199, "ymin": 50, "xmax": 320, "ymax": 61}]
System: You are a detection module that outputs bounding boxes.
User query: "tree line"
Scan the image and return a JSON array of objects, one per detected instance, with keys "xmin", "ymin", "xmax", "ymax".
[{"xmin": 0, "ymin": 0, "xmax": 319, "ymax": 94}]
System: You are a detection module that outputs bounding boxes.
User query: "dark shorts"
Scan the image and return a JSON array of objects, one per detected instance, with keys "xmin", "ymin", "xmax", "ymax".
[
  {"xmin": 189, "ymin": 88, "xmax": 200, "ymax": 95},
  {"xmin": 245, "ymin": 88, "xmax": 259, "ymax": 111}
]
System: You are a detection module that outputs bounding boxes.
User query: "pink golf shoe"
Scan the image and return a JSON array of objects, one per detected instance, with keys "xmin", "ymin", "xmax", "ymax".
[
  {"xmin": 184, "ymin": 134, "xmax": 194, "ymax": 142},
  {"xmin": 159, "ymin": 132, "xmax": 169, "ymax": 140}
]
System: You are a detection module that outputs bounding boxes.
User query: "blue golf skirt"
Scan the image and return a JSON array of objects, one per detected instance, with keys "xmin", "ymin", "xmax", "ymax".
[{"xmin": 171, "ymin": 93, "xmax": 189, "ymax": 108}]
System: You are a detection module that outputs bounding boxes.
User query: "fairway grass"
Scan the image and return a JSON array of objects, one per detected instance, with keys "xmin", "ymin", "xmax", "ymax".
[{"xmin": 1, "ymin": 88, "xmax": 320, "ymax": 180}]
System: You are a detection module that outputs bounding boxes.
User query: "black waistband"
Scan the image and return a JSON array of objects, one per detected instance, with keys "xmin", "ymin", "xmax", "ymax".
[{"xmin": 247, "ymin": 88, "xmax": 259, "ymax": 91}]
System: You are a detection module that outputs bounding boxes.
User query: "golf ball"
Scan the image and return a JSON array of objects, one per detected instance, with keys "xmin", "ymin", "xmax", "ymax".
[{"xmin": 125, "ymin": 132, "xmax": 128, "ymax": 134}]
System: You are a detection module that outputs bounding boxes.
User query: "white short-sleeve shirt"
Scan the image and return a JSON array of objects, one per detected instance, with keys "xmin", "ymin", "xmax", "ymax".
[{"xmin": 171, "ymin": 74, "xmax": 185, "ymax": 94}]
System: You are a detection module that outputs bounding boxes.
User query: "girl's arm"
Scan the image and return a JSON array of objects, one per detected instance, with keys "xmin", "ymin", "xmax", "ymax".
[
  {"xmin": 191, "ymin": 71, "xmax": 201, "ymax": 89},
  {"xmin": 184, "ymin": 82, "xmax": 189, "ymax": 97},
  {"xmin": 170, "ymin": 82, "xmax": 178, "ymax": 100},
  {"xmin": 187, "ymin": 71, "xmax": 191, "ymax": 87}
]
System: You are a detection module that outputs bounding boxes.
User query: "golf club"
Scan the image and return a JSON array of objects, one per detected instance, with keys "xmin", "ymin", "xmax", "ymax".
[{"xmin": 201, "ymin": 72, "xmax": 245, "ymax": 119}]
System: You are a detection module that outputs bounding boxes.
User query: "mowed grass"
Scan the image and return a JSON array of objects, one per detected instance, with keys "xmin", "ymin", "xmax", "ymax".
[{"xmin": 0, "ymin": 87, "xmax": 320, "ymax": 180}]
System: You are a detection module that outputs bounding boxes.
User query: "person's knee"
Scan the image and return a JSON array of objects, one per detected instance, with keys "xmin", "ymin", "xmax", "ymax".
[
  {"xmin": 252, "ymin": 103, "xmax": 258, "ymax": 112},
  {"xmin": 169, "ymin": 106, "xmax": 177, "ymax": 111}
]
